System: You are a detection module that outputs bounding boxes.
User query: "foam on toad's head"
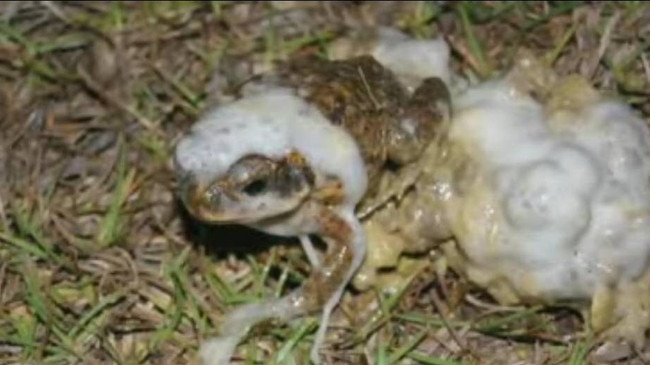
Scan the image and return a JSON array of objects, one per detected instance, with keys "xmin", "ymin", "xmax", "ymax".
[{"xmin": 174, "ymin": 87, "xmax": 368, "ymax": 208}]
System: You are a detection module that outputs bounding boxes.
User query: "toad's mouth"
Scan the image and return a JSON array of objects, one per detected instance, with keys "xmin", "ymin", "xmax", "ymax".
[
  {"xmin": 178, "ymin": 174, "xmax": 305, "ymax": 225},
  {"xmin": 188, "ymin": 207, "xmax": 257, "ymax": 225},
  {"xmin": 180, "ymin": 188, "xmax": 270, "ymax": 225},
  {"xmin": 186, "ymin": 204, "xmax": 279, "ymax": 225}
]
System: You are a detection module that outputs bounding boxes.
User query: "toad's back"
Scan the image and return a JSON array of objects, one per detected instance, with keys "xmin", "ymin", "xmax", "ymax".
[{"xmin": 274, "ymin": 55, "xmax": 445, "ymax": 193}]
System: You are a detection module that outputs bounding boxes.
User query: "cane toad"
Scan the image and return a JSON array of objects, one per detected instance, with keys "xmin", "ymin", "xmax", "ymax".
[{"xmin": 174, "ymin": 49, "xmax": 451, "ymax": 364}]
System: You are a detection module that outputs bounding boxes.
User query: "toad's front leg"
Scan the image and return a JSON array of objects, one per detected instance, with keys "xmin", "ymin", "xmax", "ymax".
[
  {"xmin": 199, "ymin": 202, "xmax": 365, "ymax": 365},
  {"xmin": 305, "ymin": 206, "xmax": 365, "ymax": 364},
  {"xmin": 358, "ymin": 77, "xmax": 451, "ymax": 219}
]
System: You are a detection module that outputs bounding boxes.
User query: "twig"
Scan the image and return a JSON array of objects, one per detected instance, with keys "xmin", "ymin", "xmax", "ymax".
[
  {"xmin": 429, "ymin": 287, "xmax": 477, "ymax": 361},
  {"xmin": 587, "ymin": 10, "xmax": 620, "ymax": 79},
  {"xmin": 357, "ymin": 66, "xmax": 381, "ymax": 109}
]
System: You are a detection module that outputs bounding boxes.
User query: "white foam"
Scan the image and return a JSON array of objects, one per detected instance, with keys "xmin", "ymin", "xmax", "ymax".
[
  {"xmin": 446, "ymin": 77, "xmax": 650, "ymax": 301},
  {"xmin": 371, "ymin": 27, "xmax": 452, "ymax": 89}
]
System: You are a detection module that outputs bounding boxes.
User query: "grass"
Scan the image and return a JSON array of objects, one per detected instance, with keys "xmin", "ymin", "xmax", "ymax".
[
  {"xmin": 457, "ymin": 3, "xmax": 493, "ymax": 78},
  {"xmin": 0, "ymin": 1, "xmax": 649, "ymax": 365}
]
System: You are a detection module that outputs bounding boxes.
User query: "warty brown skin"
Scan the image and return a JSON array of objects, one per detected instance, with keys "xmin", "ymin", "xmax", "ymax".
[{"xmin": 275, "ymin": 55, "xmax": 449, "ymax": 195}]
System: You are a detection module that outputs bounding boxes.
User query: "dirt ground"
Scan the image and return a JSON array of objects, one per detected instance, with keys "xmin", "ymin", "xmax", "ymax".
[{"xmin": 1, "ymin": 2, "xmax": 649, "ymax": 365}]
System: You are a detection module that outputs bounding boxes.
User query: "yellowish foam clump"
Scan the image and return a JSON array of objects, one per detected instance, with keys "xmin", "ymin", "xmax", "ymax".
[{"xmin": 442, "ymin": 69, "xmax": 650, "ymax": 346}]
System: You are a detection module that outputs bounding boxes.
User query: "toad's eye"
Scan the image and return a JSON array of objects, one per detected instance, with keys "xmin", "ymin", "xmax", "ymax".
[{"xmin": 242, "ymin": 179, "xmax": 268, "ymax": 196}]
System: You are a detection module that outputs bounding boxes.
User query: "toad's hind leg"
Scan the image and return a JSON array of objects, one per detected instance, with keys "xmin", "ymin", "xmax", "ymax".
[{"xmin": 200, "ymin": 207, "xmax": 366, "ymax": 365}]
